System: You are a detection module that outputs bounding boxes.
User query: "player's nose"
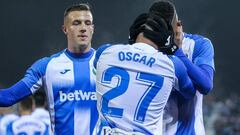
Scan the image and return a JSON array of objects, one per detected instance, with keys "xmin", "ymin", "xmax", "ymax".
[{"xmin": 80, "ymin": 29, "xmax": 86, "ymax": 33}]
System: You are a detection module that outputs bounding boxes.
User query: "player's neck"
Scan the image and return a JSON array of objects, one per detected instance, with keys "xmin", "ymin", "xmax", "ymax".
[
  {"xmin": 20, "ymin": 110, "xmax": 32, "ymax": 116},
  {"xmin": 68, "ymin": 44, "xmax": 91, "ymax": 54},
  {"xmin": 136, "ymin": 33, "xmax": 158, "ymax": 50}
]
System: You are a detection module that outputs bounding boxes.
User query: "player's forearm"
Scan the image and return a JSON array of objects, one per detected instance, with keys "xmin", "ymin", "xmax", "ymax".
[
  {"xmin": 0, "ymin": 80, "xmax": 32, "ymax": 107},
  {"xmin": 174, "ymin": 49, "xmax": 214, "ymax": 95},
  {"xmin": 172, "ymin": 56, "xmax": 196, "ymax": 99},
  {"xmin": 177, "ymin": 70, "xmax": 196, "ymax": 99}
]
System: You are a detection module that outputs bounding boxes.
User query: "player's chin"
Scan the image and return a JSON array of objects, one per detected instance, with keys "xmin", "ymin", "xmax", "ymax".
[{"xmin": 76, "ymin": 40, "xmax": 89, "ymax": 46}]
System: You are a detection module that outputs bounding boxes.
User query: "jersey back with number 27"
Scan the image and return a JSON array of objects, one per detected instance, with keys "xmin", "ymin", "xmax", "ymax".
[{"xmin": 95, "ymin": 43, "xmax": 178, "ymax": 135}]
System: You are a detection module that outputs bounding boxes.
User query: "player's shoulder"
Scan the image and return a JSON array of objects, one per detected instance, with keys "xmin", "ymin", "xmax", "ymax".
[
  {"xmin": 13, "ymin": 115, "xmax": 43, "ymax": 125},
  {"xmin": 184, "ymin": 33, "xmax": 213, "ymax": 52},
  {"xmin": 96, "ymin": 44, "xmax": 112, "ymax": 55},
  {"xmin": 32, "ymin": 50, "xmax": 64, "ymax": 67},
  {"xmin": 97, "ymin": 43, "xmax": 126, "ymax": 52},
  {"xmin": 184, "ymin": 33, "xmax": 212, "ymax": 46},
  {"xmin": 96, "ymin": 43, "xmax": 127, "ymax": 57},
  {"xmin": 0, "ymin": 114, "xmax": 19, "ymax": 123}
]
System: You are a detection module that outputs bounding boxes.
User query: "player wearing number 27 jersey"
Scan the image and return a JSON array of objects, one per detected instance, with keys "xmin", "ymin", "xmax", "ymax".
[{"xmin": 93, "ymin": 42, "xmax": 196, "ymax": 135}]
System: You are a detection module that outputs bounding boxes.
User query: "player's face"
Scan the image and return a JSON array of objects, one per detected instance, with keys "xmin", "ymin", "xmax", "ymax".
[
  {"xmin": 63, "ymin": 10, "xmax": 94, "ymax": 53},
  {"xmin": 171, "ymin": 13, "xmax": 183, "ymax": 47},
  {"xmin": 171, "ymin": 13, "xmax": 178, "ymax": 32}
]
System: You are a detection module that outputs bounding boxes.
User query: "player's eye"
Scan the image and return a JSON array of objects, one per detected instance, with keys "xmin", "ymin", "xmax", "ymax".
[
  {"xmin": 85, "ymin": 20, "xmax": 92, "ymax": 25},
  {"xmin": 72, "ymin": 20, "xmax": 81, "ymax": 25}
]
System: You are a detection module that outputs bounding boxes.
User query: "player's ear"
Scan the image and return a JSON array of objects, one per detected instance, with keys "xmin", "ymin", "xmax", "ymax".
[
  {"xmin": 62, "ymin": 25, "xmax": 67, "ymax": 35},
  {"xmin": 91, "ymin": 24, "xmax": 94, "ymax": 34}
]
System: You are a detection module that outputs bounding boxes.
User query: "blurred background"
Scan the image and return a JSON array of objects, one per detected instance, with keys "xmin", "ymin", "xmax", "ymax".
[{"xmin": 0, "ymin": 0, "xmax": 239, "ymax": 134}]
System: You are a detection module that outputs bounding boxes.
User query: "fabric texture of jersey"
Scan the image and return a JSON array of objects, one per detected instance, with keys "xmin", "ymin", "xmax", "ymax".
[
  {"xmin": 6, "ymin": 115, "xmax": 49, "ymax": 135},
  {"xmin": 163, "ymin": 33, "xmax": 215, "ymax": 135},
  {"xmin": 32, "ymin": 108, "xmax": 51, "ymax": 134},
  {"xmin": 94, "ymin": 43, "xmax": 192, "ymax": 135},
  {"xmin": 32, "ymin": 108, "xmax": 50, "ymax": 126},
  {"xmin": 0, "ymin": 114, "xmax": 19, "ymax": 135},
  {"xmin": 21, "ymin": 48, "xmax": 98, "ymax": 135}
]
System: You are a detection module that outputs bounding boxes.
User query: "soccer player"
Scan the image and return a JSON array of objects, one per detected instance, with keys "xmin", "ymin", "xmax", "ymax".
[
  {"xmin": 149, "ymin": 1, "xmax": 215, "ymax": 134},
  {"xmin": 0, "ymin": 107, "xmax": 19, "ymax": 135},
  {"xmin": 0, "ymin": 4, "xmax": 98, "ymax": 135},
  {"xmin": 6, "ymin": 96, "xmax": 49, "ymax": 135},
  {"xmin": 93, "ymin": 13, "xmax": 196, "ymax": 134},
  {"xmin": 32, "ymin": 91, "xmax": 51, "ymax": 133}
]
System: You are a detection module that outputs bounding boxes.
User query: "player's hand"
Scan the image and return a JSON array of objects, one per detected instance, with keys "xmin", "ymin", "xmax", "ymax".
[
  {"xmin": 143, "ymin": 14, "xmax": 170, "ymax": 46},
  {"xmin": 174, "ymin": 20, "xmax": 183, "ymax": 48},
  {"xmin": 143, "ymin": 14, "xmax": 178, "ymax": 55}
]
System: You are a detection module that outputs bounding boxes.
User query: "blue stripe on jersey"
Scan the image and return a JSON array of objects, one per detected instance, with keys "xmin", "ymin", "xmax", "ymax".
[
  {"xmin": 176, "ymin": 93, "xmax": 196, "ymax": 135},
  {"xmin": 94, "ymin": 44, "xmax": 111, "ymax": 69},
  {"xmin": 73, "ymin": 50, "xmax": 98, "ymax": 135},
  {"xmin": 52, "ymin": 85, "xmax": 74, "ymax": 134}
]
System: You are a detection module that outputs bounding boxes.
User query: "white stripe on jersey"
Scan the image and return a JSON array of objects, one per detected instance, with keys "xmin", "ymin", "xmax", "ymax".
[
  {"xmin": 182, "ymin": 37, "xmax": 205, "ymax": 135},
  {"xmin": 44, "ymin": 52, "xmax": 75, "ymax": 133},
  {"xmin": 74, "ymin": 108, "xmax": 90, "ymax": 134}
]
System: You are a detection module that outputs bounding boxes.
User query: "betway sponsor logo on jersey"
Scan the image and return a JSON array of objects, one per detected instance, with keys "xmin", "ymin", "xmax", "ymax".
[{"xmin": 59, "ymin": 90, "xmax": 97, "ymax": 102}]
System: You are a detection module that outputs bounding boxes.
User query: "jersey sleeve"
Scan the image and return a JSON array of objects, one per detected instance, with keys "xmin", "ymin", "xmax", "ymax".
[
  {"xmin": 0, "ymin": 57, "xmax": 50, "ymax": 107},
  {"xmin": 174, "ymin": 36, "xmax": 215, "ymax": 94},
  {"xmin": 21, "ymin": 57, "xmax": 50, "ymax": 93},
  {"xmin": 192, "ymin": 38, "xmax": 215, "ymax": 70},
  {"xmin": 169, "ymin": 56, "xmax": 196, "ymax": 99}
]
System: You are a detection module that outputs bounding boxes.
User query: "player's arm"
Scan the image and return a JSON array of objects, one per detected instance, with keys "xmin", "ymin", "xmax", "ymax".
[
  {"xmin": 0, "ymin": 81, "xmax": 31, "ymax": 107},
  {"xmin": 174, "ymin": 39, "xmax": 214, "ymax": 95},
  {"xmin": 0, "ymin": 57, "xmax": 49, "ymax": 107},
  {"xmin": 170, "ymin": 56, "xmax": 196, "ymax": 99}
]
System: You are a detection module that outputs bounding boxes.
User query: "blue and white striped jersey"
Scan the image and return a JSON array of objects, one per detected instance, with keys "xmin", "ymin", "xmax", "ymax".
[
  {"xmin": 0, "ymin": 114, "xmax": 19, "ymax": 135},
  {"xmin": 21, "ymin": 48, "xmax": 98, "ymax": 135},
  {"xmin": 163, "ymin": 33, "xmax": 215, "ymax": 135},
  {"xmin": 94, "ymin": 43, "xmax": 195, "ymax": 135},
  {"xmin": 6, "ymin": 115, "xmax": 48, "ymax": 135}
]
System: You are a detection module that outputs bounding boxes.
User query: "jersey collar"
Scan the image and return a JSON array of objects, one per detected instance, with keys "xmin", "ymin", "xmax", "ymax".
[{"xmin": 132, "ymin": 42, "xmax": 158, "ymax": 53}]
